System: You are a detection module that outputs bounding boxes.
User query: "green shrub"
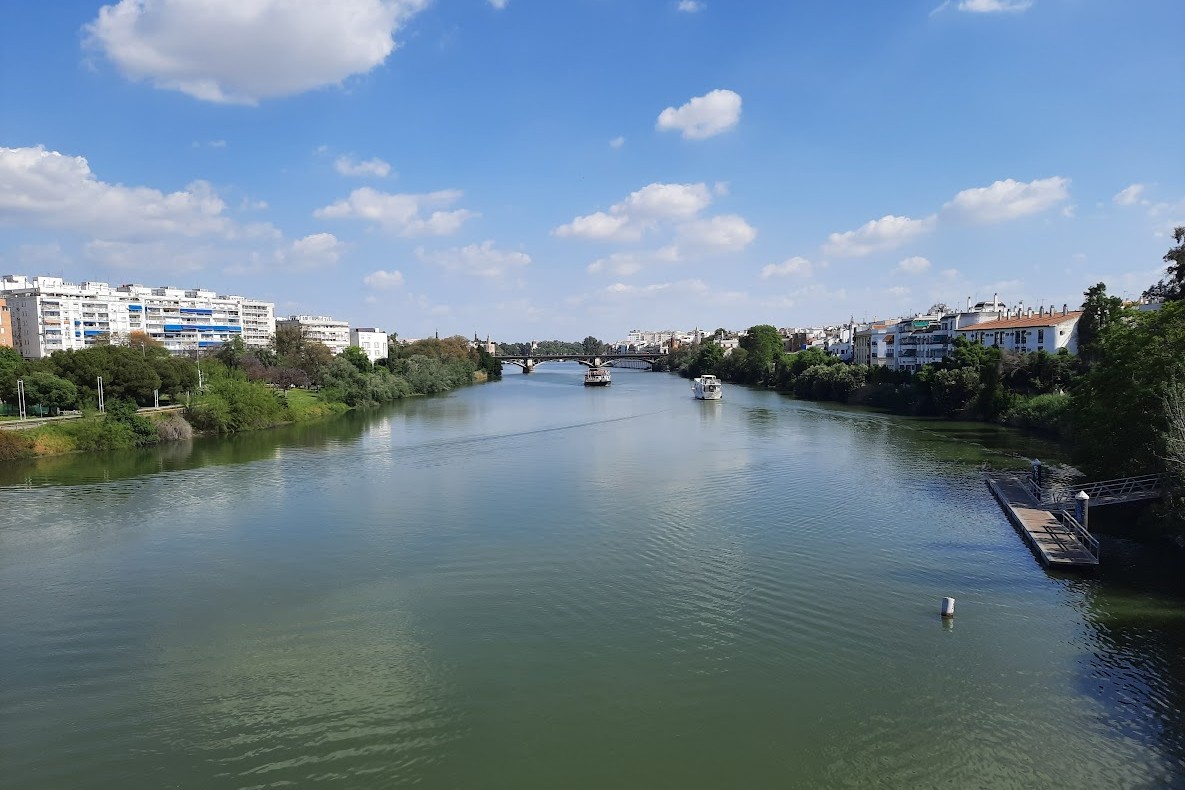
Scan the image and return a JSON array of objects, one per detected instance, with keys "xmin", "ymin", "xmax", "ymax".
[
  {"xmin": 1002, "ymin": 393, "xmax": 1072, "ymax": 437},
  {"xmin": 0, "ymin": 430, "xmax": 34, "ymax": 461},
  {"xmin": 186, "ymin": 379, "xmax": 287, "ymax": 433}
]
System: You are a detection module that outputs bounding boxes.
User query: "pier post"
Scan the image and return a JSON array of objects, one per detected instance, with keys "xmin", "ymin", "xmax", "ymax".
[
  {"xmin": 1075, "ymin": 491, "xmax": 1090, "ymax": 531},
  {"xmin": 1030, "ymin": 459, "xmax": 1043, "ymax": 495}
]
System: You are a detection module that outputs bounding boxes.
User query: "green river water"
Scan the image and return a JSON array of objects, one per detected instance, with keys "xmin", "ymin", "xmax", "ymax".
[{"xmin": 2, "ymin": 364, "xmax": 1183, "ymax": 788}]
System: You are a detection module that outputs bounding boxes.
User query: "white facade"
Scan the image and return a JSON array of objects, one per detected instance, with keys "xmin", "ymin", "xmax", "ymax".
[
  {"xmin": 278, "ymin": 315, "xmax": 350, "ymax": 356},
  {"xmin": 350, "ymin": 328, "xmax": 389, "ymax": 363},
  {"xmin": 0, "ymin": 275, "xmax": 275, "ymax": 359},
  {"xmin": 955, "ymin": 307, "xmax": 1082, "ymax": 355}
]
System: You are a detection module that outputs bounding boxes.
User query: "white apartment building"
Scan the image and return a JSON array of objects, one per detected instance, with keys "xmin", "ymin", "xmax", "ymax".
[
  {"xmin": 0, "ymin": 275, "xmax": 275, "ymax": 359},
  {"xmin": 955, "ymin": 306, "xmax": 1082, "ymax": 354},
  {"xmin": 278, "ymin": 315, "xmax": 350, "ymax": 356},
  {"xmin": 350, "ymin": 328, "xmax": 389, "ymax": 363}
]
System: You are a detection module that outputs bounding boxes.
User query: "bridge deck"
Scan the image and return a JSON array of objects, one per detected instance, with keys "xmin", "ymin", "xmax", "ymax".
[{"xmin": 987, "ymin": 476, "xmax": 1099, "ymax": 569}]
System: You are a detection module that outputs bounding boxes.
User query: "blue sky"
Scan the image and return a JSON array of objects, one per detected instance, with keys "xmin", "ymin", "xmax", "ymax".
[{"xmin": 1, "ymin": 0, "xmax": 1182, "ymax": 342}]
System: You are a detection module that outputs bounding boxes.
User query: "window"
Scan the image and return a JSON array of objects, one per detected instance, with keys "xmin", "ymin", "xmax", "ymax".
[{"xmin": 1037, "ymin": 329, "xmax": 1045, "ymax": 345}]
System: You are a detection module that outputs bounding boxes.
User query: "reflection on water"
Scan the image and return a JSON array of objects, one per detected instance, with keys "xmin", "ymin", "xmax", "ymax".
[{"xmin": 1, "ymin": 367, "xmax": 1183, "ymax": 788}]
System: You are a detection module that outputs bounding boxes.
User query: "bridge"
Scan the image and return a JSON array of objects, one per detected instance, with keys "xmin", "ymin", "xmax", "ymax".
[{"xmin": 493, "ymin": 352, "xmax": 665, "ymax": 373}]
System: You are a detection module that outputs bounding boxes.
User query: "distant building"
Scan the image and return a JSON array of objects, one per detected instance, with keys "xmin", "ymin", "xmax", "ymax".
[
  {"xmin": 0, "ymin": 274, "xmax": 275, "ymax": 359},
  {"xmin": 350, "ymin": 328, "xmax": 389, "ymax": 363},
  {"xmin": 278, "ymin": 315, "xmax": 350, "ymax": 356},
  {"xmin": 0, "ymin": 297, "xmax": 12, "ymax": 349},
  {"xmin": 955, "ymin": 306, "xmax": 1083, "ymax": 355}
]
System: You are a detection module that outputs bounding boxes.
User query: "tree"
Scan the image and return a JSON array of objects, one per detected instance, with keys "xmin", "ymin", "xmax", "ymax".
[
  {"xmin": 1143, "ymin": 226, "xmax": 1185, "ymax": 302},
  {"xmin": 1077, "ymin": 282, "xmax": 1124, "ymax": 364},
  {"xmin": 298, "ymin": 342, "xmax": 334, "ymax": 384},
  {"xmin": 214, "ymin": 336, "xmax": 248, "ymax": 370},
  {"xmin": 340, "ymin": 345, "xmax": 373, "ymax": 374},
  {"xmin": 737, "ymin": 324, "xmax": 785, "ymax": 385},
  {"xmin": 1164, "ymin": 380, "xmax": 1185, "ymax": 485},
  {"xmin": 22, "ymin": 371, "xmax": 78, "ymax": 415},
  {"xmin": 1071, "ymin": 300, "xmax": 1185, "ymax": 477},
  {"xmin": 272, "ymin": 324, "xmax": 305, "ymax": 359},
  {"xmin": 126, "ymin": 331, "xmax": 164, "ymax": 352},
  {"xmin": 0, "ymin": 346, "xmax": 25, "ymax": 403},
  {"xmin": 581, "ymin": 336, "xmax": 605, "ymax": 355}
]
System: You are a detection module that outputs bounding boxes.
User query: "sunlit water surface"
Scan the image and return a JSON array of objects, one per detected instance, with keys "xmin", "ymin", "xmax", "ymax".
[{"xmin": 2, "ymin": 365, "xmax": 1184, "ymax": 788}]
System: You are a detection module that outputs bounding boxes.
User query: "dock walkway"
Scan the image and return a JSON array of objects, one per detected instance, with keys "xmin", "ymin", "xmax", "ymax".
[{"xmin": 987, "ymin": 475, "xmax": 1099, "ymax": 569}]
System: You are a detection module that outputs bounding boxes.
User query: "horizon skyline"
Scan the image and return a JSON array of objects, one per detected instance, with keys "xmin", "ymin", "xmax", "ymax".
[{"xmin": 2, "ymin": 1, "xmax": 1182, "ymax": 341}]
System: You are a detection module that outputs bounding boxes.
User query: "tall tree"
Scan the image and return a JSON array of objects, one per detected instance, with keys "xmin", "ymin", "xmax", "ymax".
[
  {"xmin": 581, "ymin": 336, "xmax": 605, "ymax": 355},
  {"xmin": 1077, "ymin": 282, "xmax": 1124, "ymax": 364},
  {"xmin": 1143, "ymin": 226, "xmax": 1185, "ymax": 302}
]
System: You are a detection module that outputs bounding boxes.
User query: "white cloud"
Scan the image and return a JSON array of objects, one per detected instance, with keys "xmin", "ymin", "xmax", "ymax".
[
  {"xmin": 761, "ymin": 256, "xmax": 812, "ymax": 279},
  {"xmin": 656, "ymin": 89, "xmax": 742, "ymax": 140},
  {"xmin": 363, "ymin": 269, "xmax": 405, "ymax": 289},
  {"xmin": 677, "ymin": 1, "xmax": 705, "ymax": 11},
  {"xmin": 824, "ymin": 214, "xmax": 936, "ymax": 257},
  {"xmin": 603, "ymin": 279, "xmax": 711, "ymax": 298},
  {"xmin": 489, "ymin": 0, "xmax": 509, "ymax": 8},
  {"xmin": 609, "ymin": 136, "xmax": 625, "ymax": 149},
  {"xmin": 958, "ymin": 0, "xmax": 1033, "ymax": 12},
  {"xmin": 335, "ymin": 156, "xmax": 393, "ymax": 178},
  {"xmin": 85, "ymin": 239, "xmax": 213, "ymax": 273},
  {"xmin": 586, "ymin": 246, "xmax": 680, "ymax": 276},
  {"xmin": 944, "ymin": 177, "xmax": 1069, "ymax": 223},
  {"xmin": 896, "ymin": 255, "xmax": 931, "ymax": 274},
  {"xmin": 1113, "ymin": 184, "xmax": 1146, "ymax": 206},
  {"xmin": 888, "ymin": 286, "xmax": 911, "ymax": 297},
  {"xmin": 416, "ymin": 241, "xmax": 531, "ymax": 278},
  {"xmin": 941, "ymin": 268, "xmax": 959, "ymax": 279},
  {"xmin": 283, "ymin": 232, "xmax": 344, "ymax": 269},
  {"xmin": 677, "ymin": 214, "xmax": 756, "ymax": 251},
  {"xmin": 314, "ymin": 187, "xmax": 477, "ymax": 236},
  {"xmin": 0, "ymin": 145, "xmax": 273, "ymax": 242},
  {"xmin": 554, "ymin": 182, "xmax": 712, "ymax": 241},
  {"xmin": 85, "ymin": 0, "xmax": 429, "ymax": 104}
]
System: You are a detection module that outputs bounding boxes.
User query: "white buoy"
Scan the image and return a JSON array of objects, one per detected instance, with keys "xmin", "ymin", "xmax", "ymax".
[{"xmin": 941, "ymin": 597, "xmax": 956, "ymax": 617}]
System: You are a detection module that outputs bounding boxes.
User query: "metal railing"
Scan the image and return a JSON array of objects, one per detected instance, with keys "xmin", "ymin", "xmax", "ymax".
[
  {"xmin": 1048, "ymin": 474, "xmax": 1164, "ymax": 507},
  {"xmin": 1054, "ymin": 509, "xmax": 1100, "ymax": 561}
]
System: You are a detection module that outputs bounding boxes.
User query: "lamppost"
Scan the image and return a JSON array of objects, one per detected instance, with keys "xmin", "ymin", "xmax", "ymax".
[
  {"xmin": 97, "ymin": 375, "xmax": 105, "ymax": 413},
  {"xmin": 16, "ymin": 378, "xmax": 26, "ymax": 421}
]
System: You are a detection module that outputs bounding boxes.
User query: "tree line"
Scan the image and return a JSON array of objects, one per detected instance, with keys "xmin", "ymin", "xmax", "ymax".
[
  {"xmin": 669, "ymin": 229, "xmax": 1185, "ymax": 530},
  {"xmin": 0, "ymin": 328, "xmax": 501, "ymax": 461}
]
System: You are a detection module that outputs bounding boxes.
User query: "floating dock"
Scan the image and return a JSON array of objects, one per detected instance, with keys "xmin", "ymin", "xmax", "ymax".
[{"xmin": 986, "ymin": 475, "xmax": 1099, "ymax": 569}]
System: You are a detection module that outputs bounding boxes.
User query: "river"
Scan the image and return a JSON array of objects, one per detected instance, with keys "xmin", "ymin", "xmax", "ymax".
[{"xmin": 2, "ymin": 364, "xmax": 1183, "ymax": 788}]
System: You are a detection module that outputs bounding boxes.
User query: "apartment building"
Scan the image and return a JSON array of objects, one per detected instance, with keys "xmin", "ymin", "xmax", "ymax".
[
  {"xmin": 955, "ymin": 306, "xmax": 1082, "ymax": 354},
  {"xmin": 0, "ymin": 275, "xmax": 275, "ymax": 359},
  {"xmin": 350, "ymin": 328, "xmax": 389, "ymax": 363},
  {"xmin": 0, "ymin": 297, "xmax": 12, "ymax": 349},
  {"xmin": 278, "ymin": 315, "xmax": 350, "ymax": 356}
]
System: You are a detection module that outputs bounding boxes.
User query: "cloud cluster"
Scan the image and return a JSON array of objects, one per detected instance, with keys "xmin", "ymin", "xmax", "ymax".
[
  {"xmin": 416, "ymin": 241, "xmax": 531, "ymax": 278},
  {"xmin": 943, "ymin": 177, "xmax": 1069, "ymax": 223},
  {"xmin": 86, "ymin": 0, "xmax": 429, "ymax": 104},
  {"xmin": 825, "ymin": 215, "xmax": 937, "ymax": 257},
  {"xmin": 824, "ymin": 176, "xmax": 1069, "ymax": 259},
  {"xmin": 958, "ymin": 0, "xmax": 1032, "ymax": 12},
  {"xmin": 335, "ymin": 156, "xmax": 393, "ymax": 178},
  {"xmin": 555, "ymin": 182, "xmax": 755, "ymax": 275},
  {"xmin": 657, "ymin": 89, "xmax": 742, "ymax": 140},
  {"xmin": 0, "ymin": 145, "xmax": 270, "ymax": 242},
  {"xmin": 761, "ymin": 256, "xmax": 813, "ymax": 279},
  {"xmin": 363, "ymin": 269, "xmax": 405, "ymax": 289},
  {"xmin": 315, "ymin": 187, "xmax": 477, "ymax": 236}
]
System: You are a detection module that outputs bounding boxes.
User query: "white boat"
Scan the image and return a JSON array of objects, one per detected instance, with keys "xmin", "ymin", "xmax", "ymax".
[
  {"xmin": 692, "ymin": 374, "xmax": 723, "ymax": 400},
  {"xmin": 584, "ymin": 366, "xmax": 611, "ymax": 386}
]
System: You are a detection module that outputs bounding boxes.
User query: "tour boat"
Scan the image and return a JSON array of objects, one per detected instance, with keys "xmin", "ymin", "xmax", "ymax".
[
  {"xmin": 692, "ymin": 374, "xmax": 723, "ymax": 400},
  {"xmin": 584, "ymin": 366, "xmax": 612, "ymax": 386}
]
